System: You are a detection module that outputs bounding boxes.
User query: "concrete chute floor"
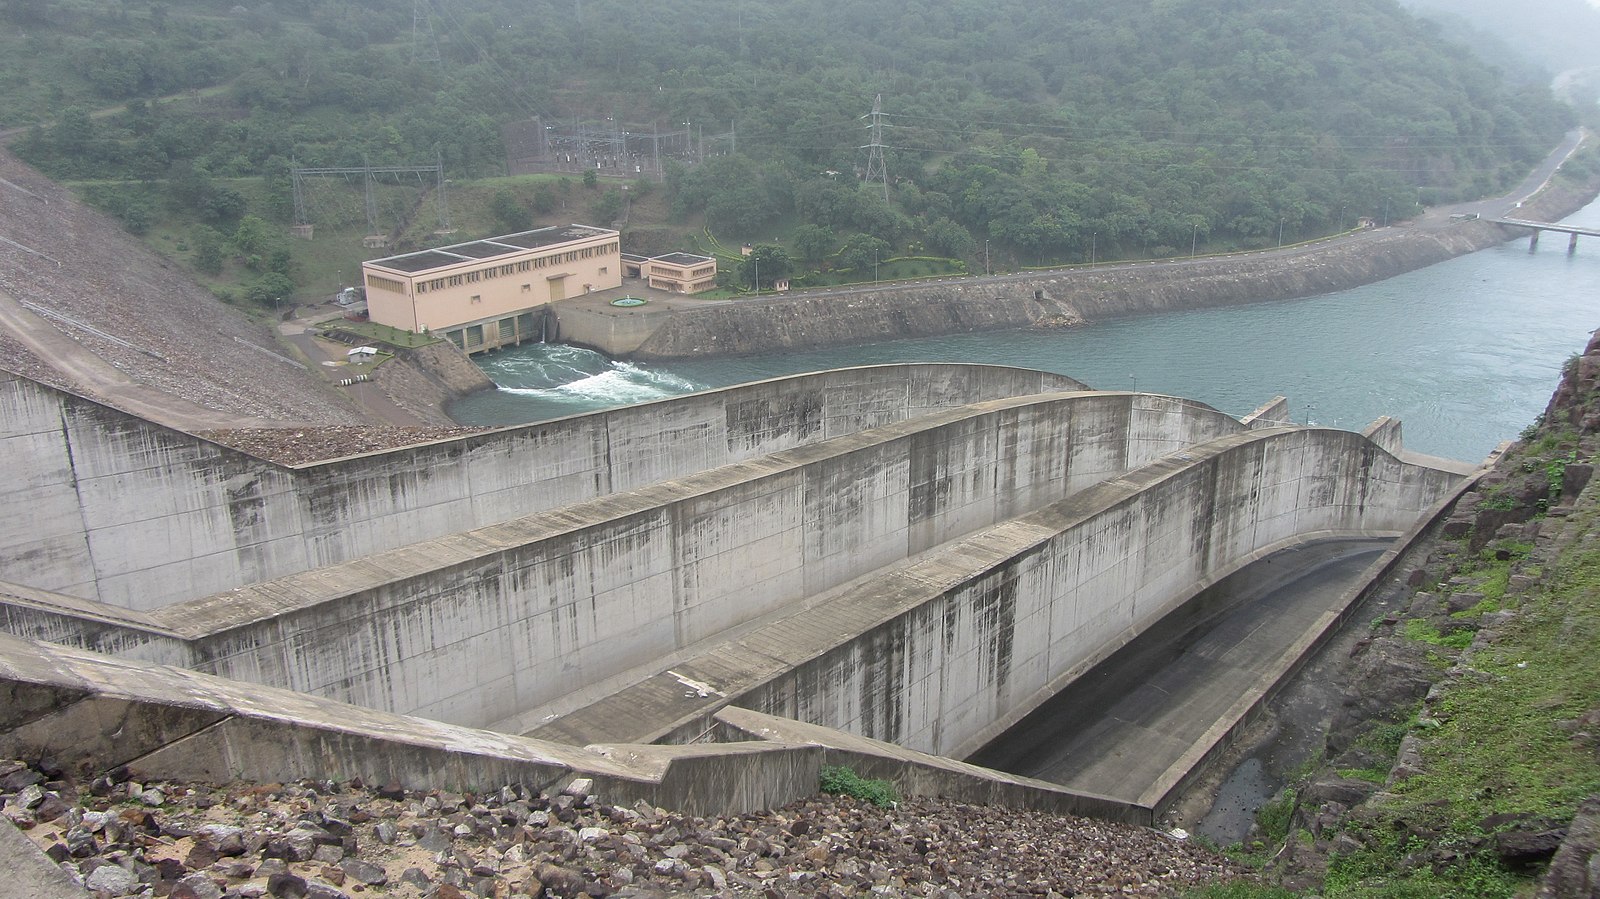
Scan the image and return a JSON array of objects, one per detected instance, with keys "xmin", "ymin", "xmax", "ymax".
[{"xmin": 969, "ymin": 539, "xmax": 1388, "ymax": 804}]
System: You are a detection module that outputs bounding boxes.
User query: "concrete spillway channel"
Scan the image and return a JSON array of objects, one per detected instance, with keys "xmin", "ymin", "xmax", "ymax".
[
  {"xmin": 967, "ymin": 538, "xmax": 1389, "ymax": 806},
  {"xmin": 0, "ymin": 363, "xmax": 1473, "ymax": 822}
]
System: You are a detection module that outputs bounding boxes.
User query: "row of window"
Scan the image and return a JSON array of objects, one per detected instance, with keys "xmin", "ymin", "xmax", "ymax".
[
  {"xmin": 414, "ymin": 242, "xmax": 619, "ymax": 293},
  {"xmin": 367, "ymin": 275, "xmax": 405, "ymax": 294}
]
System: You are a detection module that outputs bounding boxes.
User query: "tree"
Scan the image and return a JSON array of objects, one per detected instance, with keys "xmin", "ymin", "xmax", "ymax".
[
  {"xmin": 491, "ymin": 189, "xmax": 531, "ymax": 231},
  {"xmin": 791, "ymin": 224, "xmax": 835, "ymax": 267},
  {"xmin": 591, "ymin": 188, "xmax": 624, "ymax": 224},
  {"xmin": 838, "ymin": 234, "xmax": 890, "ymax": 273},
  {"xmin": 582, "ymin": 168, "xmax": 598, "ymax": 189},
  {"xmin": 921, "ymin": 217, "xmax": 974, "ymax": 259},
  {"xmin": 531, "ymin": 182, "xmax": 559, "ymax": 215},
  {"xmin": 739, "ymin": 244, "xmax": 792, "ymax": 289},
  {"xmin": 231, "ymin": 215, "xmax": 281, "ymax": 270},
  {"xmin": 191, "ymin": 226, "xmax": 226, "ymax": 275},
  {"xmin": 244, "ymin": 272, "xmax": 294, "ymax": 307}
]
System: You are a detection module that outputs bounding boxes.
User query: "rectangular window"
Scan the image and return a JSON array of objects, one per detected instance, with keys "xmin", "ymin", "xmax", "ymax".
[{"xmin": 470, "ymin": 294, "xmax": 482, "ymax": 304}]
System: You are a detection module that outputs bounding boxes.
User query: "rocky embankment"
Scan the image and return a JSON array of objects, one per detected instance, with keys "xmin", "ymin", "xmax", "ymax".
[
  {"xmin": 1242, "ymin": 330, "xmax": 1600, "ymax": 896},
  {"xmin": 2, "ymin": 761, "xmax": 1251, "ymax": 899},
  {"xmin": 629, "ymin": 175, "xmax": 1600, "ymax": 362},
  {"xmin": 0, "ymin": 148, "xmax": 361, "ymax": 426}
]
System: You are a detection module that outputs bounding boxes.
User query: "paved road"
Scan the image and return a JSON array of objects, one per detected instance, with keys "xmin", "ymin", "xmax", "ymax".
[
  {"xmin": 0, "ymin": 283, "xmax": 272, "ymax": 430},
  {"xmin": 967, "ymin": 539, "xmax": 1390, "ymax": 805}
]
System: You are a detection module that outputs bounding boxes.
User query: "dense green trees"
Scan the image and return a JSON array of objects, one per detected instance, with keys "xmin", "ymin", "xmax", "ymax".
[{"xmin": 1, "ymin": 0, "xmax": 1577, "ymax": 287}]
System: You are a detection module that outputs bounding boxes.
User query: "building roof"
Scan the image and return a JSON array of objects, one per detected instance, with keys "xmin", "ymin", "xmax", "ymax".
[
  {"xmin": 365, "ymin": 225, "xmax": 616, "ymax": 275},
  {"xmin": 652, "ymin": 252, "xmax": 714, "ymax": 266}
]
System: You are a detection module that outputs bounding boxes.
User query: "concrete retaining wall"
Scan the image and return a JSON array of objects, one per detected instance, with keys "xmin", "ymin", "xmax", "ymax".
[
  {"xmin": 0, "ymin": 365, "xmax": 1082, "ymax": 611},
  {"xmin": 2, "ymin": 391, "xmax": 1255, "ymax": 732},
  {"xmin": 0, "ymin": 633, "xmax": 1140, "ymax": 820},
  {"xmin": 721, "ymin": 427, "xmax": 1462, "ymax": 758},
  {"xmin": 626, "ymin": 173, "xmax": 1600, "ymax": 362}
]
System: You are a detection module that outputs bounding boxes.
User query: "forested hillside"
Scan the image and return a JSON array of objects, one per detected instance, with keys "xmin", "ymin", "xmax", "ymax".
[{"xmin": 0, "ymin": 0, "xmax": 1578, "ymax": 303}]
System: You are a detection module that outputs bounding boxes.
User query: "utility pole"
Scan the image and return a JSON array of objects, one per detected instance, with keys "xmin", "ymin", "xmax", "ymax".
[{"xmin": 860, "ymin": 94, "xmax": 890, "ymax": 203}]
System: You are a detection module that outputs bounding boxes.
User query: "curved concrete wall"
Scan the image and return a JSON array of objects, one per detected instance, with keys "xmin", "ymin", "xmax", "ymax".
[
  {"xmin": 0, "ymin": 365, "xmax": 1083, "ymax": 611},
  {"xmin": 2, "ymin": 391, "xmax": 1256, "ymax": 731},
  {"xmin": 676, "ymin": 427, "xmax": 1461, "ymax": 758}
]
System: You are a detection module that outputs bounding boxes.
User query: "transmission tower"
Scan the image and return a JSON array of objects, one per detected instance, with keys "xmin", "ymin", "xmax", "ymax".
[
  {"xmin": 412, "ymin": 0, "xmax": 441, "ymax": 64},
  {"xmin": 860, "ymin": 94, "xmax": 889, "ymax": 203}
]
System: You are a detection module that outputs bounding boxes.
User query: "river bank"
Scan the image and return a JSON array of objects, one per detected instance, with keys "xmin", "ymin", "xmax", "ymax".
[
  {"xmin": 1171, "ymin": 326, "xmax": 1600, "ymax": 896},
  {"xmin": 602, "ymin": 170, "xmax": 1599, "ymax": 363}
]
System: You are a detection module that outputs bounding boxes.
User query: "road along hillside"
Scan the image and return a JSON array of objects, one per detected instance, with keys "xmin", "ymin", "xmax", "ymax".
[{"xmin": 623, "ymin": 167, "xmax": 1600, "ymax": 362}]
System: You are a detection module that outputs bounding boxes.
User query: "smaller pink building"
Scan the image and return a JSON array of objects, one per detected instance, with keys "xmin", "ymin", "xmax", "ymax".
[{"xmin": 621, "ymin": 252, "xmax": 717, "ymax": 294}]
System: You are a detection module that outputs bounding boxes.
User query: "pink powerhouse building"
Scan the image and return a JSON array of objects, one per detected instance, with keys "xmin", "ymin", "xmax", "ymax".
[{"xmin": 362, "ymin": 225, "xmax": 622, "ymax": 354}]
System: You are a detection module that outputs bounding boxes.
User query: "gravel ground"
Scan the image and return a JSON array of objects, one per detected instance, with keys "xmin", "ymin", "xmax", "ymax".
[
  {"xmin": 198, "ymin": 426, "xmax": 494, "ymax": 466},
  {"xmin": 0, "ymin": 330, "xmax": 83, "ymax": 394},
  {"xmin": 0, "ymin": 148, "xmax": 359, "ymax": 426},
  {"xmin": 2, "ymin": 761, "xmax": 1251, "ymax": 898}
]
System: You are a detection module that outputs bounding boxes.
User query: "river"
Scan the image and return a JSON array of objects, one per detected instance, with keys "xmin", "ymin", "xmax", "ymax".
[{"xmin": 450, "ymin": 199, "xmax": 1600, "ymax": 462}]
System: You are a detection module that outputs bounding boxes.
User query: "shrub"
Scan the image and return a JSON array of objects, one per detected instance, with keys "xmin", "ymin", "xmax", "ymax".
[{"xmin": 818, "ymin": 765, "xmax": 898, "ymax": 807}]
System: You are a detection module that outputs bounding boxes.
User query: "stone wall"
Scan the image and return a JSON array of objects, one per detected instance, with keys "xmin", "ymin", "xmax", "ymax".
[
  {"xmin": 370, "ymin": 340, "xmax": 496, "ymax": 426},
  {"xmin": 624, "ymin": 175, "xmax": 1600, "ymax": 362},
  {"xmin": 0, "ymin": 365, "xmax": 1081, "ymax": 610}
]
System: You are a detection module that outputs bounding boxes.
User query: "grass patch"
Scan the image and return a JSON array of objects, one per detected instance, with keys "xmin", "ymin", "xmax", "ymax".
[
  {"xmin": 1401, "ymin": 618, "xmax": 1474, "ymax": 649},
  {"xmin": 1183, "ymin": 884, "xmax": 1299, "ymax": 899},
  {"xmin": 322, "ymin": 320, "xmax": 441, "ymax": 348},
  {"xmin": 1320, "ymin": 506, "xmax": 1600, "ymax": 897},
  {"xmin": 818, "ymin": 766, "xmax": 898, "ymax": 808}
]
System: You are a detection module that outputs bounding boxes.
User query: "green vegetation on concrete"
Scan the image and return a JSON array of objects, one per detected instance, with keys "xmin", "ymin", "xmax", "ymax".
[
  {"xmin": 322, "ymin": 320, "xmax": 441, "ymax": 349},
  {"xmin": 818, "ymin": 766, "xmax": 898, "ymax": 809}
]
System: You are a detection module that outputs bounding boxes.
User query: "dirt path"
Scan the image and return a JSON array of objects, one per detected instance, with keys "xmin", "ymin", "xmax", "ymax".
[{"xmin": 0, "ymin": 284, "xmax": 283, "ymax": 429}]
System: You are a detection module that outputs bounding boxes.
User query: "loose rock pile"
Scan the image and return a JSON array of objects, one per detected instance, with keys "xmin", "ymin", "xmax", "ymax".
[
  {"xmin": 0, "ymin": 148, "xmax": 357, "ymax": 426},
  {"xmin": 198, "ymin": 426, "xmax": 492, "ymax": 466},
  {"xmin": 2, "ymin": 761, "xmax": 1250, "ymax": 897}
]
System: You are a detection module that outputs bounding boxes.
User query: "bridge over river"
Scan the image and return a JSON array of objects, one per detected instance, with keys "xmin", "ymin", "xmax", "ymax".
[
  {"xmin": 1489, "ymin": 216, "xmax": 1600, "ymax": 253},
  {"xmin": 0, "ymin": 364, "xmax": 1476, "ymax": 825}
]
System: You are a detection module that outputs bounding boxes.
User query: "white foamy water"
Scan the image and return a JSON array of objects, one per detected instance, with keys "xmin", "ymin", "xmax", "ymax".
[{"xmin": 460, "ymin": 344, "xmax": 707, "ymax": 418}]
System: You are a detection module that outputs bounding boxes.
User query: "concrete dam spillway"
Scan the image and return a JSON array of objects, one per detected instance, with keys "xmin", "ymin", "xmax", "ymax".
[{"xmin": 0, "ymin": 363, "xmax": 1474, "ymax": 822}]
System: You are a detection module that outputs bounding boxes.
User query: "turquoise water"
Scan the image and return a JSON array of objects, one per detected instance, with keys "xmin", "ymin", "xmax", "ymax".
[{"xmin": 451, "ymin": 202, "xmax": 1600, "ymax": 462}]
